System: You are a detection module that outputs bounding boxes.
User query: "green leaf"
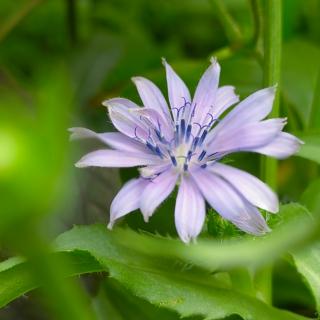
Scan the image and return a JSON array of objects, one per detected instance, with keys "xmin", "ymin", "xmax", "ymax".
[
  {"xmin": 282, "ymin": 39, "xmax": 320, "ymax": 127},
  {"xmin": 0, "ymin": 251, "xmax": 103, "ymax": 308},
  {"xmin": 0, "ymin": 203, "xmax": 316, "ymax": 319},
  {"xmin": 291, "ymin": 242, "xmax": 320, "ymax": 315},
  {"xmin": 296, "ymin": 133, "xmax": 320, "ymax": 165}
]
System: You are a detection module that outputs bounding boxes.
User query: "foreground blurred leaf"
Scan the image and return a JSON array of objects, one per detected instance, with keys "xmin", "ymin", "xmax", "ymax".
[
  {"xmin": 0, "ymin": 222, "xmax": 312, "ymax": 320},
  {"xmin": 0, "ymin": 203, "xmax": 318, "ymax": 319}
]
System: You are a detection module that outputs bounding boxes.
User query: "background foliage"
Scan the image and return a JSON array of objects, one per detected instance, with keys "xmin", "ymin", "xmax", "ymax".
[{"xmin": 0, "ymin": 0, "xmax": 320, "ymax": 319}]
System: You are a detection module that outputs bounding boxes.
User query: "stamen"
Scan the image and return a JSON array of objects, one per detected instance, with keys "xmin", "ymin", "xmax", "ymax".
[
  {"xmin": 183, "ymin": 163, "xmax": 188, "ymax": 171},
  {"xmin": 170, "ymin": 156, "xmax": 177, "ymax": 166},
  {"xmin": 186, "ymin": 124, "xmax": 192, "ymax": 142},
  {"xmin": 199, "ymin": 130, "xmax": 208, "ymax": 145},
  {"xmin": 180, "ymin": 119, "xmax": 186, "ymax": 137},
  {"xmin": 198, "ymin": 150, "xmax": 207, "ymax": 161}
]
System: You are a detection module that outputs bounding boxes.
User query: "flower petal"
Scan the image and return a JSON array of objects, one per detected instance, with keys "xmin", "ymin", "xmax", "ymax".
[
  {"xmin": 103, "ymin": 98, "xmax": 149, "ymax": 139},
  {"xmin": 192, "ymin": 58, "xmax": 221, "ymax": 125},
  {"xmin": 69, "ymin": 127, "xmax": 150, "ymax": 153},
  {"xmin": 129, "ymin": 107, "xmax": 173, "ymax": 140},
  {"xmin": 209, "ymin": 163, "xmax": 278, "ymax": 213},
  {"xmin": 207, "ymin": 118, "xmax": 287, "ymax": 154},
  {"xmin": 191, "ymin": 168, "xmax": 270, "ymax": 235},
  {"xmin": 162, "ymin": 59, "xmax": 191, "ymax": 120},
  {"xmin": 175, "ymin": 175, "xmax": 205, "ymax": 243},
  {"xmin": 132, "ymin": 76, "xmax": 172, "ymax": 124},
  {"xmin": 108, "ymin": 178, "xmax": 149, "ymax": 228},
  {"xmin": 75, "ymin": 150, "xmax": 161, "ymax": 168},
  {"xmin": 252, "ymin": 132, "xmax": 303, "ymax": 159},
  {"xmin": 213, "ymin": 85, "xmax": 239, "ymax": 119},
  {"xmin": 140, "ymin": 169, "xmax": 178, "ymax": 221},
  {"xmin": 209, "ymin": 87, "xmax": 276, "ymax": 137}
]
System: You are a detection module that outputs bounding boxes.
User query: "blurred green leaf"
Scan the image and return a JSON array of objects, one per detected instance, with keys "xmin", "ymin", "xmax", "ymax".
[
  {"xmin": 291, "ymin": 242, "xmax": 320, "ymax": 315},
  {"xmin": 0, "ymin": 221, "xmax": 312, "ymax": 320},
  {"xmin": 296, "ymin": 133, "xmax": 320, "ymax": 164},
  {"xmin": 0, "ymin": 251, "xmax": 103, "ymax": 308},
  {"xmin": 282, "ymin": 39, "xmax": 320, "ymax": 127}
]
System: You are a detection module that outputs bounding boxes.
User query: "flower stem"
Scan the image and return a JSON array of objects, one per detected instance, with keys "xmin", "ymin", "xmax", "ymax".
[
  {"xmin": 261, "ymin": 0, "xmax": 282, "ymax": 189},
  {"xmin": 257, "ymin": 0, "xmax": 282, "ymax": 306}
]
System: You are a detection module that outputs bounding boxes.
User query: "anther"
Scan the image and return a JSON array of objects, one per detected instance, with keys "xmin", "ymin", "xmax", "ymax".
[{"xmin": 198, "ymin": 150, "xmax": 207, "ymax": 161}]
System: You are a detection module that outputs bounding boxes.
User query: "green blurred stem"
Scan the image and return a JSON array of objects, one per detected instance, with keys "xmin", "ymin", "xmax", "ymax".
[
  {"xmin": 308, "ymin": 66, "xmax": 320, "ymax": 130},
  {"xmin": 210, "ymin": 0, "xmax": 243, "ymax": 48},
  {"xmin": 250, "ymin": 0, "xmax": 264, "ymax": 58},
  {"xmin": 254, "ymin": 265, "xmax": 273, "ymax": 304},
  {"xmin": 257, "ymin": 0, "xmax": 282, "ymax": 306},
  {"xmin": 0, "ymin": 0, "xmax": 43, "ymax": 43},
  {"xmin": 229, "ymin": 268, "xmax": 255, "ymax": 297},
  {"xmin": 66, "ymin": 0, "xmax": 78, "ymax": 45}
]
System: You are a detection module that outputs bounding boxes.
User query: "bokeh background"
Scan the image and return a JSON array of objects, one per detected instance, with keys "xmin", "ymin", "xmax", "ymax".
[{"xmin": 0, "ymin": 0, "xmax": 320, "ymax": 319}]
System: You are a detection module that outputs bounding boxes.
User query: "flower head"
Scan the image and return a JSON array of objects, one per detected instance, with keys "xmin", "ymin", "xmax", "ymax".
[{"xmin": 70, "ymin": 58, "xmax": 302, "ymax": 243}]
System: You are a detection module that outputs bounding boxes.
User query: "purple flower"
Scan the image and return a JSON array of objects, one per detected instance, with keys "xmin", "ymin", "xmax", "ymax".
[{"xmin": 70, "ymin": 58, "xmax": 302, "ymax": 243}]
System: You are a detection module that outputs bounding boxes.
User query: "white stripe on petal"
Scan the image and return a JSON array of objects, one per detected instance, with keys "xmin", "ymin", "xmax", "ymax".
[
  {"xmin": 132, "ymin": 76, "xmax": 172, "ymax": 125},
  {"xmin": 207, "ymin": 118, "xmax": 287, "ymax": 154},
  {"xmin": 109, "ymin": 178, "xmax": 149, "ymax": 228},
  {"xmin": 140, "ymin": 169, "xmax": 178, "ymax": 222},
  {"xmin": 192, "ymin": 58, "xmax": 221, "ymax": 125},
  {"xmin": 209, "ymin": 163, "xmax": 278, "ymax": 213},
  {"xmin": 69, "ymin": 127, "xmax": 150, "ymax": 153},
  {"xmin": 162, "ymin": 58, "xmax": 191, "ymax": 120},
  {"xmin": 252, "ymin": 132, "xmax": 303, "ymax": 159},
  {"xmin": 191, "ymin": 168, "xmax": 270, "ymax": 235},
  {"xmin": 175, "ymin": 175, "xmax": 205, "ymax": 243},
  {"xmin": 75, "ymin": 150, "xmax": 161, "ymax": 168}
]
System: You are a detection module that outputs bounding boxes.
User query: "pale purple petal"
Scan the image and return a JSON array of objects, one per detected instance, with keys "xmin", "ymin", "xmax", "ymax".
[
  {"xmin": 108, "ymin": 178, "xmax": 149, "ymax": 228},
  {"xmin": 75, "ymin": 150, "xmax": 161, "ymax": 168},
  {"xmin": 132, "ymin": 76, "xmax": 172, "ymax": 124},
  {"xmin": 69, "ymin": 127, "xmax": 150, "ymax": 153},
  {"xmin": 175, "ymin": 175, "xmax": 205, "ymax": 243},
  {"xmin": 207, "ymin": 118, "xmax": 287, "ymax": 154},
  {"xmin": 191, "ymin": 168, "xmax": 270, "ymax": 235},
  {"xmin": 129, "ymin": 107, "xmax": 173, "ymax": 140},
  {"xmin": 213, "ymin": 85, "xmax": 239, "ymax": 119},
  {"xmin": 192, "ymin": 58, "xmax": 220, "ymax": 125},
  {"xmin": 252, "ymin": 132, "xmax": 303, "ymax": 159},
  {"xmin": 103, "ymin": 98, "xmax": 149, "ymax": 139},
  {"xmin": 162, "ymin": 59, "xmax": 191, "ymax": 120},
  {"xmin": 208, "ymin": 87, "xmax": 276, "ymax": 140},
  {"xmin": 209, "ymin": 163, "xmax": 278, "ymax": 213},
  {"xmin": 140, "ymin": 169, "xmax": 178, "ymax": 221}
]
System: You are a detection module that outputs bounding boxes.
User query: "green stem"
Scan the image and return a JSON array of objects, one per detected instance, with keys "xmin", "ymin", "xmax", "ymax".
[
  {"xmin": 261, "ymin": 0, "xmax": 282, "ymax": 189},
  {"xmin": 254, "ymin": 265, "xmax": 273, "ymax": 304},
  {"xmin": 210, "ymin": 0, "xmax": 243, "ymax": 48},
  {"xmin": 257, "ymin": 0, "xmax": 282, "ymax": 306},
  {"xmin": 229, "ymin": 268, "xmax": 255, "ymax": 297}
]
